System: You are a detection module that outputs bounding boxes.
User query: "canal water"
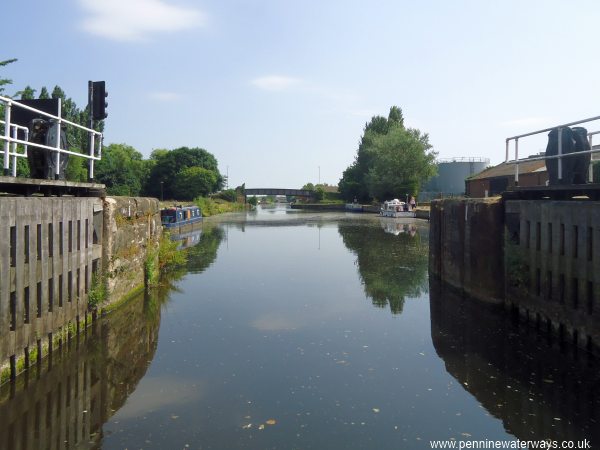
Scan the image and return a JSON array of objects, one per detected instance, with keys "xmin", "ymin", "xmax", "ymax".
[{"xmin": 0, "ymin": 205, "xmax": 598, "ymax": 449}]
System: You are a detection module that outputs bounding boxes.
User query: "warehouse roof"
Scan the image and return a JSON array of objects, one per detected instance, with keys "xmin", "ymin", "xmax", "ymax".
[{"xmin": 467, "ymin": 159, "xmax": 547, "ymax": 180}]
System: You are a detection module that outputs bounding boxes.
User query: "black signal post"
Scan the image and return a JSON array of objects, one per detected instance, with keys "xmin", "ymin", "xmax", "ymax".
[
  {"xmin": 90, "ymin": 81, "xmax": 108, "ymax": 121},
  {"xmin": 87, "ymin": 80, "xmax": 108, "ymax": 182}
]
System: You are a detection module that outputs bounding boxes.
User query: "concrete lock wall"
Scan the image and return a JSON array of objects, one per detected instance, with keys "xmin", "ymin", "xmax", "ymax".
[
  {"xmin": 0, "ymin": 196, "xmax": 161, "ymax": 381},
  {"xmin": 431, "ymin": 197, "xmax": 600, "ymax": 352},
  {"xmin": 505, "ymin": 200, "xmax": 600, "ymax": 351},
  {"xmin": 429, "ymin": 198, "xmax": 505, "ymax": 304}
]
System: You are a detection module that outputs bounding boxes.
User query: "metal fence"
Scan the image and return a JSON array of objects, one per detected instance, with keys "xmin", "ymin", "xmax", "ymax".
[
  {"xmin": 505, "ymin": 116, "xmax": 600, "ymax": 184},
  {"xmin": 1, "ymin": 95, "xmax": 102, "ymax": 179}
]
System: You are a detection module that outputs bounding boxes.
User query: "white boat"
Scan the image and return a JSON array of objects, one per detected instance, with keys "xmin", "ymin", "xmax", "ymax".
[{"xmin": 379, "ymin": 199, "xmax": 416, "ymax": 218}]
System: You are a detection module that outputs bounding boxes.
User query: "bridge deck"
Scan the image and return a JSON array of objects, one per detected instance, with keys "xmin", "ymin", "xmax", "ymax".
[{"xmin": 245, "ymin": 188, "xmax": 314, "ymax": 197}]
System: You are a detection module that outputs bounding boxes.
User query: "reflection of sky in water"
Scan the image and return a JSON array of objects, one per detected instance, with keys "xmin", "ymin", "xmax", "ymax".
[{"xmin": 98, "ymin": 209, "xmax": 598, "ymax": 449}]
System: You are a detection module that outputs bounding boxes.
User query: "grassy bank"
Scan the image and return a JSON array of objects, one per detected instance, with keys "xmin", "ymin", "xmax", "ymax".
[
  {"xmin": 160, "ymin": 197, "xmax": 248, "ymax": 217},
  {"xmin": 194, "ymin": 197, "xmax": 247, "ymax": 217}
]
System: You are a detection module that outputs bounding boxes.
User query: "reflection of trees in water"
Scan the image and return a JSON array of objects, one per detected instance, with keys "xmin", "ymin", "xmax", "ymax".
[
  {"xmin": 430, "ymin": 278, "xmax": 600, "ymax": 444},
  {"xmin": 184, "ymin": 225, "xmax": 225, "ymax": 274},
  {"xmin": 338, "ymin": 222, "xmax": 428, "ymax": 314},
  {"xmin": 0, "ymin": 272, "xmax": 177, "ymax": 449}
]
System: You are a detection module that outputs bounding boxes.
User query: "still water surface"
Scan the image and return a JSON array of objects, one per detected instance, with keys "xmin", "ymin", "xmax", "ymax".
[{"xmin": 0, "ymin": 205, "xmax": 598, "ymax": 449}]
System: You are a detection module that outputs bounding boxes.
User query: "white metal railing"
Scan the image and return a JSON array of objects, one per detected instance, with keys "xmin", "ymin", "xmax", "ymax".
[
  {"xmin": 0, "ymin": 119, "xmax": 28, "ymax": 177},
  {"xmin": 437, "ymin": 157, "xmax": 490, "ymax": 164},
  {"xmin": 0, "ymin": 95, "xmax": 103, "ymax": 179},
  {"xmin": 505, "ymin": 116, "xmax": 600, "ymax": 184}
]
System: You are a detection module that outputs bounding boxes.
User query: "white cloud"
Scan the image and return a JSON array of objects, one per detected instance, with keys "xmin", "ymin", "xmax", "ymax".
[
  {"xmin": 78, "ymin": 0, "xmax": 205, "ymax": 41},
  {"xmin": 149, "ymin": 91, "xmax": 182, "ymax": 102},
  {"xmin": 251, "ymin": 75, "xmax": 301, "ymax": 92}
]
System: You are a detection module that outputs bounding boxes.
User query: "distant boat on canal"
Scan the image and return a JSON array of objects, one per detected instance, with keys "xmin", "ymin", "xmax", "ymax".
[{"xmin": 161, "ymin": 205, "xmax": 203, "ymax": 231}]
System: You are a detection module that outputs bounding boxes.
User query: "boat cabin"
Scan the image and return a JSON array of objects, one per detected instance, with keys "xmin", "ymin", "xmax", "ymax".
[{"xmin": 380, "ymin": 199, "xmax": 416, "ymax": 218}]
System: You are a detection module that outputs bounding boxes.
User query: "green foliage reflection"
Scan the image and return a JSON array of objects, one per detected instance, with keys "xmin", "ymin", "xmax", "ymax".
[
  {"xmin": 338, "ymin": 221, "xmax": 429, "ymax": 314},
  {"xmin": 184, "ymin": 225, "xmax": 225, "ymax": 274}
]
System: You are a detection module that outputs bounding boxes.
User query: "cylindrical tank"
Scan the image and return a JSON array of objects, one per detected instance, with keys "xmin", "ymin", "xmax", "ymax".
[{"xmin": 423, "ymin": 157, "xmax": 489, "ymax": 195}]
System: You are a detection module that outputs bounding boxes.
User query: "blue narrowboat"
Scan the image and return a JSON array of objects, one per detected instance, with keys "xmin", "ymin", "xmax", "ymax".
[{"xmin": 160, "ymin": 205, "xmax": 203, "ymax": 230}]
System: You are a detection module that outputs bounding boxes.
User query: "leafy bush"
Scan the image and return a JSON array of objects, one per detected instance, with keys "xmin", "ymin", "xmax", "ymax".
[
  {"xmin": 213, "ymin": 189, "xmax": 237, "ymax": 202},
  {"xmin": 145, "ymin": 233, "xmax": 186, "ymax": 287},
  {"xmin": 195, "ymin": 196, "xmax": 246, "ymax": 216},
  {"xmin": 88, "ymin": 272, "xmax": 107, "ymax": 309}
]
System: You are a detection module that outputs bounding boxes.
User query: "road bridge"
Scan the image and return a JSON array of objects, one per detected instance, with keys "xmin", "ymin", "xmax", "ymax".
[{"xmin": 244, "ymin": 188, "xmax": 314, "ymax": 198}]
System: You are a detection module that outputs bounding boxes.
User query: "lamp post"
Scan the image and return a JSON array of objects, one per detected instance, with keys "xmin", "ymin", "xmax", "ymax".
[{"xmin": 160, "ymin": 181, "xmax": 164, "ymax": 202}]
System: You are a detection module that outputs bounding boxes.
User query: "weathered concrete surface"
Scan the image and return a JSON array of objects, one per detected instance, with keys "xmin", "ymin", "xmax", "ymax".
[
  {"xmin": 504, "ymin": 200, "xmax": 600, "ymax": 351},
  {"xmin": 429, "ymin": 197, "xmax": 504, "ymax": 304},
  {"xmin": 102, "ymin": 197, "xmax": 161, "ymax": 306}
]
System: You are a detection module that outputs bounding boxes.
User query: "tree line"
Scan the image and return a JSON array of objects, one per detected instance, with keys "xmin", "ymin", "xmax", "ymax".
[{"xmin": 1, "ymin": 58, "xmax": 224, "ymax": 200}]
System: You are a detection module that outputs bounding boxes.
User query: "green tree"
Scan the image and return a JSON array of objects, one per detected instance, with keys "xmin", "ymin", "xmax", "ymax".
[
  {"xmin": 65, "ymin": 158, "xmax": 88, "ymax": 181},
  {"xmin": 314, "ymin": 186, "xmax": 325, "ymax": 201},
  {"xmin": 144, "ymin": 147, "xmax": 223, "ymax": 198},
  {"xmin": 95, "ymin": 143, "xmax": 149, "ymax": 195},
  {"xmin": 339, "ymin": 106, "xmax": 435, "ymax": 202},
  {"xmin": 302, "ymin": 182, "xmax": 315, "ymax": 191},
  {"xmin": 0, "ymin": 59, "xmax": 17, "ymax": 123},
  {"xmin": 339, "ymin": 108, "xmax": 401, "ymax": 202},
  {"xmin": 0, "ymin": 58, "xmax": 17, "ymax": 95},
  {"xmin": 16, "ymin": 85, "xmax": 36, "ymax": 100},
  {"xmin": 38, "ymin": 87, "xmax": 50, "ymax": 99},
  {"xmin": 365, "ymin": 127, "xmax": 436, "ymax": 200},
  {"xmin": 172, "ymin": 166, "xmax": 218, "ymax": 200},
  {"xmin": 247, "ymin": 196, "xmax": 258, "ymax": 206}
]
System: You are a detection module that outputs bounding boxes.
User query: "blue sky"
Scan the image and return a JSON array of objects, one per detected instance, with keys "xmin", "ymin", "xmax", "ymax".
[{"xmin": 2, "ymin": 0, "xmax": 600, "ymax": 188}]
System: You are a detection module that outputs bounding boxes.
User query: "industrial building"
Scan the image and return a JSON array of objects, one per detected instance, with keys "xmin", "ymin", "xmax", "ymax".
[{"xmin": 419, "ymin": 157, "xmax": 489, "ymax": 201}]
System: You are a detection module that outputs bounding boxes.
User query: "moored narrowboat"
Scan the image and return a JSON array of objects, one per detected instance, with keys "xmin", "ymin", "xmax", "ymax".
[{"xmin": 161, "ymin": 205, "xmax": 203, "ymax": 231}]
